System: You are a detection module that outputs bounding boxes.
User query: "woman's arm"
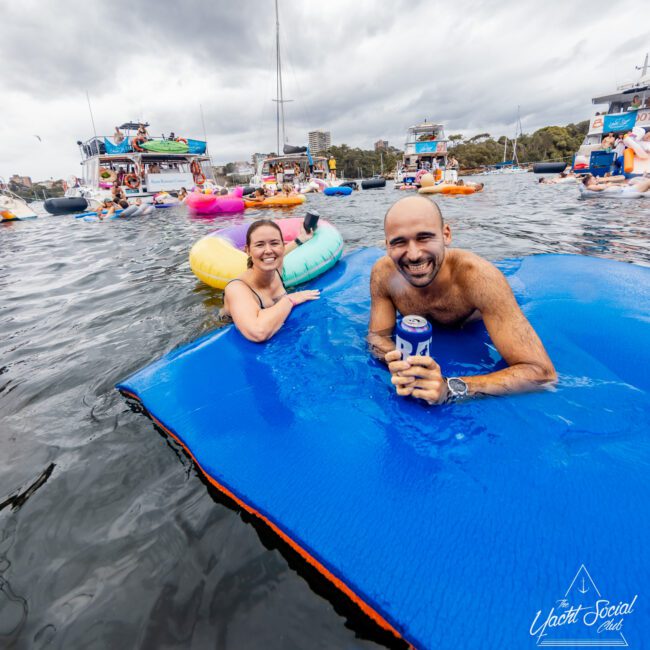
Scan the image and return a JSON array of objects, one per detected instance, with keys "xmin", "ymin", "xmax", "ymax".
[
  {"xmin": 284, "ymin": 224, "xmax": 314, "ymax": 254},
  {"xmin": 225, "ymin": 283, "xmax": 319, "ymax": 342},
  {"xmin": 225, "ymin": 282, "xmax": 293, "ymax": 342}
]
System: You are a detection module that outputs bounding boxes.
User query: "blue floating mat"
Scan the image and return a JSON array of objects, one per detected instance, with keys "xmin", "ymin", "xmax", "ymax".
[{"xmin": 118, "ymin": 250, "xmax": 650, "ymax": 649}]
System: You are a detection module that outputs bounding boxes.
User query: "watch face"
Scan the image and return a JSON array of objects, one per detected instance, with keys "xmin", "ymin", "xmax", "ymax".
[{"xmin": 448, "ymin": 378, "xmax": 468, "ymax": 396}]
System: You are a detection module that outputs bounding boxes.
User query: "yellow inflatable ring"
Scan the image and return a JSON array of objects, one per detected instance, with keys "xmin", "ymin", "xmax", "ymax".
[
  {"xmin": 190, "ymin": 217, "xmax": 344, "ymax": 290},
  {"xmin": 243, "ymin": 194, "xmax": 306, "ymax": 208}
]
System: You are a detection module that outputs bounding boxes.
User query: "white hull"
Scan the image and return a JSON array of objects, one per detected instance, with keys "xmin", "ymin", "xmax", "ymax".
[{"xmin": 0, "ymin": 192, "xmax": 38, "ymax": 220}]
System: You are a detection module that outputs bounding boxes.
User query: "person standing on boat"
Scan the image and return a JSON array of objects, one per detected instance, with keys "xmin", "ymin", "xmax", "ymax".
[
  {"xmin": 111, "ymin": 181, "xmax": 126, "ymax": 204},
  {"xmin": 601, "ymin": 132, "xmax": 615, "ymax": 151},
  {"xmin": 367, "ymin": 195, "xmax": 556, "ymax": 404},
  {"xmin": 628, "ymin": 95, "xmax": 642, "ymax": 111},
  {"xmin": 136, "ymin": 123, "xmax": 149, "ymax": 139},
  {"xmin": 113, "ymin": 126, "xmax": 125, "ymax": 144},
  {"xmin": 328, "ymin": 156, "xmax": 337, "ymax": 180},
  {"xmin": 447, "ymin": 156, "xmax": 459, "ymax": 170}
]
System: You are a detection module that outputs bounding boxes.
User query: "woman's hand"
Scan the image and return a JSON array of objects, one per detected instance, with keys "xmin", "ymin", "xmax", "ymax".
[
  {"xmin": 298, "ymin": 223, "xmax": 315, "ymax": 243},
  {"xmin": 287, "ymin": 289, "xmax": 320, "ymax": 306}
]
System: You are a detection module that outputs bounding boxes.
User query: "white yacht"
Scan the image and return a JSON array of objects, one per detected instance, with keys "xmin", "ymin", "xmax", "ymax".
[
  {"xmin": 575, "ymin": 54, "xmax": 649, "ymax": 174},
  {"xmin": 49, "ymin": 121, "xmax": 214, "ymax": 213},
  {"xmin": 395, "ymin": 122, "xmax": 456, "ymax": 185},
  {"xmin": 0, "ymin": 183, "xmax": 38, "ymax": 221}
]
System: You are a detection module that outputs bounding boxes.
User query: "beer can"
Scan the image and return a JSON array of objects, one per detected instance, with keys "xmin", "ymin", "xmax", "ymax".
[{"xmin": 395, "ymin": 315, "xmax": 432, "ymax": 359}]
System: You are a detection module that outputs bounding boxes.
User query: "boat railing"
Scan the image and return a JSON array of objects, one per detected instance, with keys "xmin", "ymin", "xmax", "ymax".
[{"xmin": 79, "ymin": 136, "xmax": 209, "ymax": 159}]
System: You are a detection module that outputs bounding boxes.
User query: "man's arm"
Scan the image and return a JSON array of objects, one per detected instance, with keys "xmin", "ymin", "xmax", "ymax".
[
  {"xmin": 461, "ymin": 260, "xmax": 556, "ymax": 396},
  {"xmin": 387, "ymin": 259, "xmax": 556, "ymax": 404},
  {"xmin": 367, "ymin": 260, "xmax": 397, "ymax": 362}
]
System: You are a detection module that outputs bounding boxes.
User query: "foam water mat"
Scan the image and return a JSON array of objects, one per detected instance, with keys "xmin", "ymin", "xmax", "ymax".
[{"xmin": 118, "ymin": 250, "xmax": 650, "ymax": 649}]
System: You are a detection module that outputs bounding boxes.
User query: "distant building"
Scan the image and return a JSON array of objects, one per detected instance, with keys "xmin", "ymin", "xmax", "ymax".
[
  {"xmin": 308, "ymin": 130, "xmax": 331, "ymax": 154},
  {"xmin": 374, "ymin": 140, "xmax": 389, "ymax": 151},
  {"xmin": 10, "ymin": 174, "xmax": 32, "ymax": 188}
]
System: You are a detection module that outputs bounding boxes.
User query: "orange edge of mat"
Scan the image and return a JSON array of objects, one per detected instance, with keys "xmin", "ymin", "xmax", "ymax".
[{"xmin": 120, "ymin": 388, "xmax": 408, "ymax": 646}]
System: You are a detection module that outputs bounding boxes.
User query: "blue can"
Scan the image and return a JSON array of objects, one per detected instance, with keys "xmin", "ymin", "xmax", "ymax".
[{"xmin": 395, "ymin": 315, "xmax": 432, "ymax": 359}]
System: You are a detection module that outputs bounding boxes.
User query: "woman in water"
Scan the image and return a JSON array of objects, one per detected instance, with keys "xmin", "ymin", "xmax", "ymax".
[{"xmin": 222, "ymin": 219, "xmax": 320, "ymax": 342}]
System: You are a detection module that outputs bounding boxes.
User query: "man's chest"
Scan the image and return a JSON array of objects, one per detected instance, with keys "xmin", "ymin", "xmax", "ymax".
[{"xmin": 390, "ymin": 288, "xmax": 478, "ymax": 327}]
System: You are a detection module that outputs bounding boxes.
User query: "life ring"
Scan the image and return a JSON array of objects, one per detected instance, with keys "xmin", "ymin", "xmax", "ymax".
[
  {"xmin": 99, "ymin": 167, "xmax": 117, "ymax": 182},
  {"xmin": 189, "ymin": 218, "xmax": 343, "ymax": 289},
  {"xmin": 132, "ymin": 136, "xmax": 147, "ymax": 152},
  {"xmin": 194, "ymin": 173, "xmax": 206, "ymax": 186},
  {"xmin": 125, "ymin": 174, "xmax": 140, "ymax": 189},
  {"xmin": 190, "ymin": 161, "xmax": 202, "ymax": 175},
  {"xmin": 175, "ymin": 138, "xmax": 188, "ymax": 145}
]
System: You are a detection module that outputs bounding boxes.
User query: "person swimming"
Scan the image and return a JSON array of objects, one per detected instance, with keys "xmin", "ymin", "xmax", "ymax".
[
  {"xmin": 221, "ymin": 219, "xmax": 320, "ymax": 342},
  {"xmin": 368, "ymin": 196, "xmax": 556, "ymax": 404}
]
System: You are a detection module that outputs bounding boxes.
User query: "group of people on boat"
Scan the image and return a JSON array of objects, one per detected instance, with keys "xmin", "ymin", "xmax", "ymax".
[{"xmin": 221, "ymin": 196, "xmax": 556, "ymax": 405}]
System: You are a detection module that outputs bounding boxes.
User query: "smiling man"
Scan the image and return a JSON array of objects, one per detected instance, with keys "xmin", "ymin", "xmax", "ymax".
[{"xmin": 368, "ymin": 195, "xmax": 556, "ymax": 404}]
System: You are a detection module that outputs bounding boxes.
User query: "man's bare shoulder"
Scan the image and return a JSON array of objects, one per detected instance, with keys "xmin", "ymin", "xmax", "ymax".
[
  {"xmin": 448, "ymin": 249, "xmax": 512, "ymax": 304},
  {"xmin": 448, "ymin": 249, "xmax": 502, "ymax": 280},
  {"xmin": 370, "ymin": 256, "xmax": 397, "ymax": 293}
]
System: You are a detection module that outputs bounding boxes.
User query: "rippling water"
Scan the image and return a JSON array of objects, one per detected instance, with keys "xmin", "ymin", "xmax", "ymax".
[{"xmin": 1, "ymin": 175, "xmax": 648, "ymax": 649}]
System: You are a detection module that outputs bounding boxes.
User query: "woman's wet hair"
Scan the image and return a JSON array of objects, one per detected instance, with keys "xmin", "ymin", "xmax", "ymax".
[{"xmin": 245, "ymin": 220, "xmax": 284, "ymax": 268}]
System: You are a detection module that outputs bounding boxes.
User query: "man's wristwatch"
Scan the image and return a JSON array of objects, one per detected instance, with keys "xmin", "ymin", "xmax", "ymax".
[
  {"xmin": 445, "ymin": 377, "xmax": 468, "ymax": 402},
  {"xmin": 295, "ymin": 237, "xmax": 303, "ymax": 246}
]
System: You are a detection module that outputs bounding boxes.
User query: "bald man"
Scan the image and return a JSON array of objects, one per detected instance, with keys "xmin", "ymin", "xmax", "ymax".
[{"xmin": 368, "ymin": 196, "xmax": 556, "ymax": 405}]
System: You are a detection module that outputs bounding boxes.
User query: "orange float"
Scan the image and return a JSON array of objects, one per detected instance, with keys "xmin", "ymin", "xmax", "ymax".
[{"xmin": 243, "ymin": 195, "xmax": 306, "ymax": 208}]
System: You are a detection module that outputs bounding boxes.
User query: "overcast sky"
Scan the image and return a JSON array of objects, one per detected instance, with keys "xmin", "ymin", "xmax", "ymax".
[{"xmin": 1, "ymin": 0, "xmax": 648, "ymax": 180}]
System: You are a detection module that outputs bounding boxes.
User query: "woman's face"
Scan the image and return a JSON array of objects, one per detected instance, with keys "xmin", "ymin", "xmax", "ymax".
[{"xmin": 247, "ymin": 226, "xmax": 285, "ymax": 272}]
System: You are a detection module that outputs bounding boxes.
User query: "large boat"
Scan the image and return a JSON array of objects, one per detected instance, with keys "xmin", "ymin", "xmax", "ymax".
[
  {"xmin": 574, "ymin": 54, "xmax": 650, "ymax": 174},
  {"xmin": 395, "ymin": 121, "xmax": 455, "ymax": 185},
  {"xmin": 53, "ymin": 121, "xmax": 214, "ymax": 212}
]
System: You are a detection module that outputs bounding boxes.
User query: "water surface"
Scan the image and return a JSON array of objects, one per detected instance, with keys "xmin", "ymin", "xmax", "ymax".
[{"xmin": 1, "ymin": 175, "xmax": 648, "ymax": 649}]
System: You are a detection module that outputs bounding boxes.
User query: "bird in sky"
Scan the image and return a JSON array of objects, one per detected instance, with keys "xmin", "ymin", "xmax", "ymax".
[{"xmin": 34, "ymin": 135, "xmax": 42, "ymax": 142}]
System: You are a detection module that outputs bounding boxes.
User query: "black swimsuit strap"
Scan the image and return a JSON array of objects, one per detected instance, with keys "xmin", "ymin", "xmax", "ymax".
[
  {"xmin": 226, "ymin": 272, "xmax": 286, "ymax": 309},
  {"xmin": 225, "ymin": 279, "xmax": 264, "ymax": 308}
]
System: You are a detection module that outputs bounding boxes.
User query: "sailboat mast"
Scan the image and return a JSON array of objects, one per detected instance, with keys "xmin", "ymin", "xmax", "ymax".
[
  {"xmin": 513, "ymin": 106, "xmax": 521, "ymax": 166},
  {"xmin": 271, "ymin": 0, "xmax": 293, "ymax": 154},
  {"xmin": 275, "ymin": 0, "xmax": 281, "ymax": 155}
]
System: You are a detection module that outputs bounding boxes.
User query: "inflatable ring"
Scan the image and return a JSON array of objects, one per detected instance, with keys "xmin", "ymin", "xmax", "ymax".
[
  {"xmin": 194, "ymin": 172, "xmax": 206, "ymax": 186},
  {"xmin": 132, "ymin": 136, "xmax": 147, "ymax": 152},
  {"xmin": 99, "ymin": 167, "xmax": 117, "ymax": 183},
  {"xmin": 418, "ymin": 184, "xmax": 476, "ymax": 195},
  {"xmin": 324, "ymin": 186, "xmax": 352, "ymax": 196},
  {"xmin": 578, "ymin": 184, "xmax": 650, "ymax": 199},
  {"xmin": 175, "ymin": 137, "xmax": 188, "ymax": 145},
  {"xmin": 185, "ymin": 191, "xmax": 244, "ymax": 214},
  {"xmin": 125, "ymin": 173, "xmax": 140, "ymax": 189},
  {"xmin": 189, "ymin": 217, "xmax": 344, "ymax": 290},
  {"xmin": 190, "ymin": 160, "xmax": 201, "ymax": 175},
  {"xmin": 243, "ymin": 195, "xmax": 306, "ymax": 208}
]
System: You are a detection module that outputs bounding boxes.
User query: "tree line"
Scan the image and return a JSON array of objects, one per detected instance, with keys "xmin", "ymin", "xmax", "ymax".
[
  {"xmin": 322, "ymin": 121, "xmax": 589, "ymax": 175},
  {"xmin": 445, "ymin": 121, "xmax": 589, "ymax": 169}
]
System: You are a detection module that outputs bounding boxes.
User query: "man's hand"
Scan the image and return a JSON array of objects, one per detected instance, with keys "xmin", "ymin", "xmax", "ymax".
[{"xmin": 385, "ymin": 350, "xmax": 449, "ymax": 405}]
